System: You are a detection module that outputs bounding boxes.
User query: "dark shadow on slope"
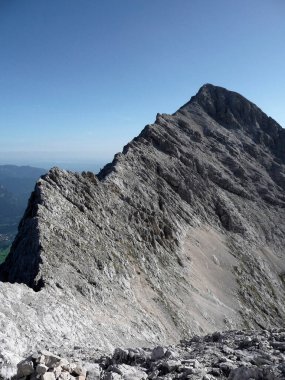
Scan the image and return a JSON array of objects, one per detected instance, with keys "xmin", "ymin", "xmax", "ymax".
[{"xmin": 0, "ymin": 186, "xmax": 45, "ymax": 292}]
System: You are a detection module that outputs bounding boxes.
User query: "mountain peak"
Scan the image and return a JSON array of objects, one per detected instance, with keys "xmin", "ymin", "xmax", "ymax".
[
  {"xmin": 193, "ymin": 82, "xmax": 219, "ymax": 98},
  {"xmin": 1, "ymin": 85, "xmax": 285, "ymax": 364},
  {"xmin": 178, "ymin": 84, "xmax": 285, "ymax": 162},
  {"xmin": 182, "ymin": 83, "xmax": 259, "ymax": 115}
]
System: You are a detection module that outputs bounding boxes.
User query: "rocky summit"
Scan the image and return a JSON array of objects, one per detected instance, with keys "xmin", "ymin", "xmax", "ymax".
[{"xmin": 1, "ymin": 84, "xmax": 285, "ymax": 377}]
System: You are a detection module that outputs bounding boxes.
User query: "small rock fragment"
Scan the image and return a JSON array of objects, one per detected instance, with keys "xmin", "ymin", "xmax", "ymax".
[
  {"xmin": 17, "ymin": 359, "xmax": 34, "ymax": 377},
  {"xmin": 151, "ymin": 346, "xmax": 167, "ymax": 361},
  {"xmin": 41, "ymin": 351, "xmax": 62, "ymax": 369},
  {"xmin": 41, "ymin": 372, "xmax": 56, "ymax": 380},
  {"xmin": 36, "ymin": 364, "xmax": 48, "ymax": 375}
]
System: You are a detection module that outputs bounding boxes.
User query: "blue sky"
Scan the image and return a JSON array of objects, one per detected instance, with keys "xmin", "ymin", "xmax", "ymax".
[{"xmin": 0, "ymin": 0, "xmax": 284, "ymax": 170}]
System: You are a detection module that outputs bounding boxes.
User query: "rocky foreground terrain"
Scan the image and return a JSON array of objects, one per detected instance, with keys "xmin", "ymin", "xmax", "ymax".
[
  {"xmin": 1, "ymin": 84, "xmax": 285, "ymax": 376},
  {"xmin": 7, "ymin": 329, "xmax": 285, "ymax": 380}
]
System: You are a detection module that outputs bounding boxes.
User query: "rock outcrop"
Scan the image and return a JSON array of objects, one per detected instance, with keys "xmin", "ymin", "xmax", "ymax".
[{"xmin": 1, "ymin": 84, "xmax": 285, "ymax": 373}]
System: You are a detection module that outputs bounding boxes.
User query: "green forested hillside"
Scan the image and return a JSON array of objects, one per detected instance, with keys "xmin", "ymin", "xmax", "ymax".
[{"xmin": 0, "ymin": 245, "xmax": 10, "ymax": 264}]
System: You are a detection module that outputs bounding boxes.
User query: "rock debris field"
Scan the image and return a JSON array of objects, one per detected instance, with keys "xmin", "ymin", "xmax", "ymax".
[{"xmin": 7, "ymin": 329, "xmax": 285, "ymax": 380}]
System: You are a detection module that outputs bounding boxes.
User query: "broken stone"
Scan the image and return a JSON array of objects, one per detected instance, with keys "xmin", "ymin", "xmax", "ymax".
[
  {"xmin": 86, "ymin": 363, "xmax": 101, "ymax": 380},
  {"xmin": 103, "ymin": 372, "xmax": 122, "ymax": 380},
  {"xmin": 72, "ymin": 365, "xmax": 86, "ymax": 377},
  {"xmin": 117, "ymin": 364, "xmax": 147, "ymax": 380},
  {"xmin": 36, "ymin": 364, "xmax": 48, "ymax": 375},
  {"xmin": 59, "ymin": 372, "xmax": 71, "ymax": 380},
  {"xmin": 41, "ymin": 352, "xmax": 62, "ymax": 369},
  {"xmin": 54, "ymin": 365, "xmax": 63, "ymax": 378},
  {"xmin": 151, "ymin": 346, "xmax": 167, "ymax": 361},
  {"xmin": 165, "ymin": 360, "xmax": 181, "ymax": 372},
  {"xmin": 17, "ymin": 359, "xmax": 34, "ymax": 377},
  {"xmin": 181, "ymin": 359, "xmax": 200, "ymax": 368},
  {"xmin": 41, "ymin": 372, "xmax": 56, "ymax": 380}
]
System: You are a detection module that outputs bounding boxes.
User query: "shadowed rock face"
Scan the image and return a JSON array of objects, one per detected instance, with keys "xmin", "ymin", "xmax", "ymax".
[
  {"xmin": 1, "ymin": 84, "xmax": 285, "ymax": 365},
  {"xmin": 189, "ymin": 84, "xmax": 285, "ymax": 162}
]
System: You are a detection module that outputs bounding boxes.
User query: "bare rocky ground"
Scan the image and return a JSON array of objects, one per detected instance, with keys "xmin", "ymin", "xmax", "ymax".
[
  {"xmin": 8, "ymin": 329, "xmax": 285, "ymax": 380},
  {"xmin": 1, "ymin": 84, "xmax": 285, "ymax": 377}
]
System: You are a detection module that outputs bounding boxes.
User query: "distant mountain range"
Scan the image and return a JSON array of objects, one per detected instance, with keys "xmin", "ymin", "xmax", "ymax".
[{"xmin": 0, "ymin": 165, "xmax": 46, "ymax": 254}]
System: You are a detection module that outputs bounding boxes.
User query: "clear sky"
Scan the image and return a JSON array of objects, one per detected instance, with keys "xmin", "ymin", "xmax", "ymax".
[{"xmin": 0, "ymin": 0, "xmax": 284, "ymax": 170}]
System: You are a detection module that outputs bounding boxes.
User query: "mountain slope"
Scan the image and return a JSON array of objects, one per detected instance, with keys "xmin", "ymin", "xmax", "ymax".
[{"xmin": 1, "ymin": 84, "xmax": 285, "ymax": 366}]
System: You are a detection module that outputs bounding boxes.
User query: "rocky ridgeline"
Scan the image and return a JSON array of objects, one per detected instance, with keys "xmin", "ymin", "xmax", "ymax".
[
  {"xmin": 9, "ymin": 330, "xmax": 285, "ymax": 380},
  {"xmin": 1, "ymin": 84, "xmax": 285, "ymax": 368}
]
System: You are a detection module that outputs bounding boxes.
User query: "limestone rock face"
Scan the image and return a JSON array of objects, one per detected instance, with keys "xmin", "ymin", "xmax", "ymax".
[{"xmin": 1, "ymin": 84, "xmax": 285, "ymax": 369}]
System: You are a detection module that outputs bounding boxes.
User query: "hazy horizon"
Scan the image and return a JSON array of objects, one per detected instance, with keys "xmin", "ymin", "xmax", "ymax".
[{"xmin": 0, "ymin": 160, "xmax": 108, "ymax": 173}]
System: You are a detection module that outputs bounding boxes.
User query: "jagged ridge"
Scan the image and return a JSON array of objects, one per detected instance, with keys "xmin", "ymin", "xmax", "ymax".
[{"xmin": 1, "ymin": 84, "xmax": 285, "ymax": 366}]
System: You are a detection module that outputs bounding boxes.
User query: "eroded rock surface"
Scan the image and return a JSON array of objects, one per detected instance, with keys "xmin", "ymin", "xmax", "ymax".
[{"xmin": 1, "ymin": 84, "xmax": 285, "ymax": 371}]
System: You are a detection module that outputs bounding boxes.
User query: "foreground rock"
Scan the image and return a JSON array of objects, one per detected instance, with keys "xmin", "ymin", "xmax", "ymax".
[
  {"xmin": 7, "ymin": 330, "xmax": 285, "ymax": 380},
  {"xmin": 1, "ymin": 84, "xmax": 285, "ymax": 363},
  {"xmin": 14, "ymin": 351, "xmax": 88, "ymax": 380}
]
